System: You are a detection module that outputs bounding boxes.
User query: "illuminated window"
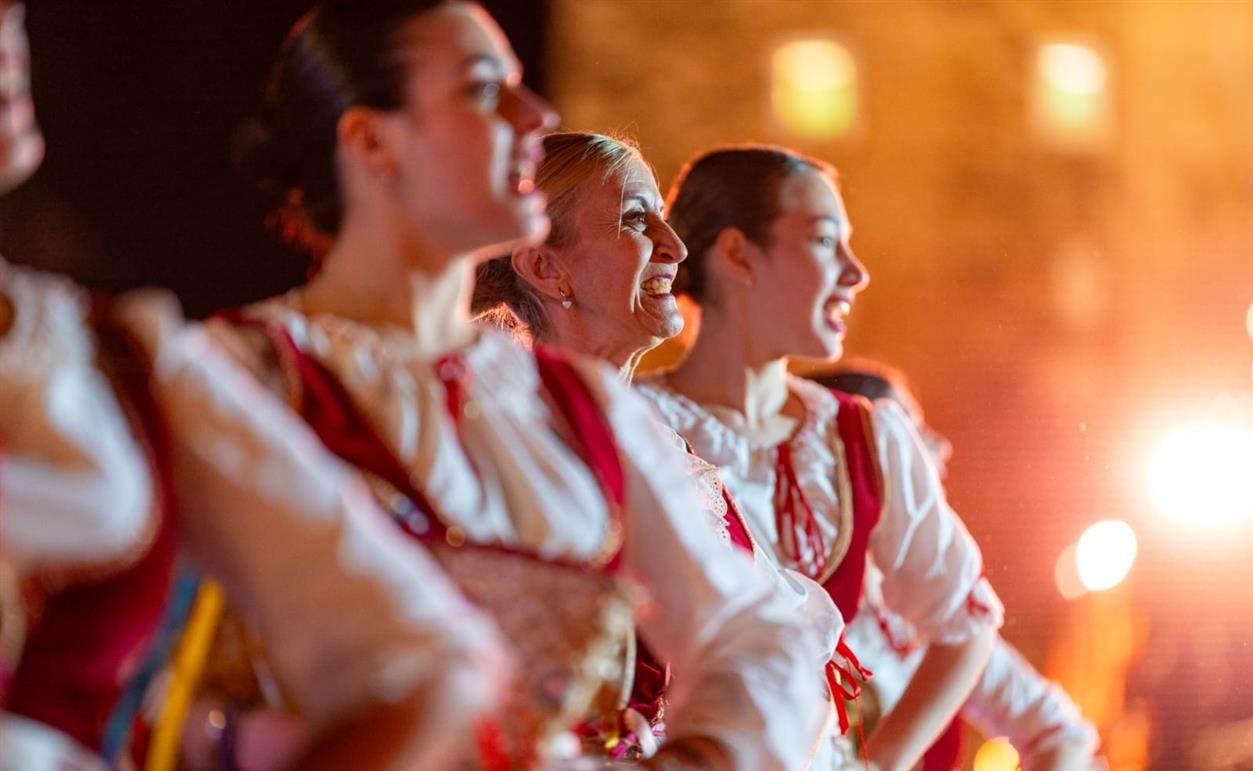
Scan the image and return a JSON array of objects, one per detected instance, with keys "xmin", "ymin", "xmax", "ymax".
[
  {"xmin": 771, "ymin": 39, "xmax": 858, "ymax": 139},
  {"xmin": 1031, "ymin": 41, "xmax": 1113, "ymax": 151}
]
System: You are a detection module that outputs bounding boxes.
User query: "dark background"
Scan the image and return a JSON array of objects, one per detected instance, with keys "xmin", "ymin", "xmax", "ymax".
[{"xmin": 1, "ymin": 0, "xmax": 549, "ymax": 317}]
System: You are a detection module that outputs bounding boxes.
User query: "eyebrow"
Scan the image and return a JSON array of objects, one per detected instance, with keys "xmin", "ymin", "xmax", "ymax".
[
  {"xmin": 811, "ymin": 214, "xmax": 852, "ymax": 236},
  {"xmin": 460, "ymin": 53, "xmax": 521, "ymax": 77}
]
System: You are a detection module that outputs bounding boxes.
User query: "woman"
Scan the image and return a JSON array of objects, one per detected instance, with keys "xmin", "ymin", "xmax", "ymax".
[
  {"xmin": 0, "ymin": 4, "xmax": 509, "ymax": 769},
  {"xmin": 633, "ymin": 145, "xmax": 1003, "ymax": 771},
  {"xmin": 210, "ymin": 4, "xmax": 831, "ymax": 771},
  {"xmin": 817, "ymin": 362, "xmax": 1101, "ymax": 771},
  {"xmin": 473, "ymin": 130, "xmax": 856, "ymax": 758}
]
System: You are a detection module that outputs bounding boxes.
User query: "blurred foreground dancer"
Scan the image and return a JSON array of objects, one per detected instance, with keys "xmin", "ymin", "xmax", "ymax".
[
  {"xmin": 0, "ymin": 3, "xmax": 509, "ymax": 769},
  {"xmin": 473, "ymin": 130, "xmax": 857, "ymax": 760},
  {"xmin": 208, "ymin": 4, "xmax": 831, "ymax": 769},
  {"xmin": 635, "ymin": 145, "xmax": 1003, "ymax": 771},
  {"xmin": 814, "ymin": 362, "xmax": 1102, "ymax": 771}
]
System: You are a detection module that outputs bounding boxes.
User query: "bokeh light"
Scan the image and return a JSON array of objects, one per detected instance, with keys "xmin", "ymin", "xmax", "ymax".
[
  {"xmin": 1146, "ymin": 423, "xmax": 1253, "ymax": 528},
  {"xmin": 771, "ymin": 39, "xmax": 858, "ymax": 138},
  {"xmin": 973, "ymin": 737, "xmax": 1021, "ymax": 771},
  {"xmin": 1076, "ymin": 520, "xmax": 1138, "ymax": 592},
  {"xmin": 1032, "ymin": 41, "xmax": 1111, "ymax": 149},
  {"xmin": 1055, "ymin": 542, "xmax": 1087, "ymax": 600}
]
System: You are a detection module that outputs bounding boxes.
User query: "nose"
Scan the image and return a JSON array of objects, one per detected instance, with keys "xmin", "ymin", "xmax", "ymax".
[
  {"xmin": 507, "ymin": 83, "xmax": 559, "ymax": 135},
  {"xmin": 838, "ymin": 244, "xmax": 869, "ymax": 293},
  {"xmin": 652, "ymin": 218, "xmax": 688, "ymax": 264}
]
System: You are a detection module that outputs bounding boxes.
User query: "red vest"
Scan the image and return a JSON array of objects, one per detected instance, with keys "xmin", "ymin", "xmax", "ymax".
[{"xmin": 3, "ymin": 304, "xmax": 178, "ymax": 761}]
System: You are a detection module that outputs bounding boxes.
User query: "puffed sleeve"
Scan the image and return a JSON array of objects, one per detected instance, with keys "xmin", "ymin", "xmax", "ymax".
[
  {"xmin": 147, "ymin": 320, "xmax": 510, "ymax": 725},
  {"xmin": 579, "ymin": 361, "xmax": 834, "ymax": 771},
  {"xmin": 962, "ymin": 639, "xmax": 1098, "ymax": 760},
  {"xmin": 0, "ymin": 265, "xmax": 152, "ymax": 573},
  {"xmin": 867, "ymin": 399, "xmax": 1003, "ymax": 645}
]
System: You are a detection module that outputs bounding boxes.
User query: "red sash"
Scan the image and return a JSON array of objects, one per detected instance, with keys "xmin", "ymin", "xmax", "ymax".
[
  {"xmin": 5, "ymin": 303, "xmax": 177, "ymax": 757},
  {"xmin": 771, "ymin": 390, "xmax": 883, "ymax": 619},
  {"xmin": 820, "ymin": 391, "xmax": 885, "ymax": 619},
  {"xmin": 217, "ymin": 313, "xmax": 672, "ymax": 740}
]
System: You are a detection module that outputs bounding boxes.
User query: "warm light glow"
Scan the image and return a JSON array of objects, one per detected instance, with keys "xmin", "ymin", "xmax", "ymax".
[
  {"xmin": 1246, "ymin": 302, "xmax": 1253, "ymax": 341},
  {"xmin": 1146, "ymin": 423, "xmax": 1253, "ymax": 527},
  {"xmin": 772, "ymin": 39, "xmax": 858, "ymax": 138},
  {"xmin": 973, "ymin": 737, "xmax": 1021, "ymax": 771},
  {"xmin": 1076, "ymin": 520, "xmax": 1137, "ymax": 592},
  {"xmin": 1040, "ymin": 43, "xmax": 1108, "ymax": 94},
  {"xmin": 1054, "ymin": 542, "xmax": 1087, "ymax": 600},
  {"xmin": 1032, "ymin": 41, "xmax": 1111, "ymax": 150}
]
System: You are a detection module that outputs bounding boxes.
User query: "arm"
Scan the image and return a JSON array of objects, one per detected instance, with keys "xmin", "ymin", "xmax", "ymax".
[
  {"xmin": 586, "ymin": 365, "xmax": 836, "ymax": 771},
  {"xmin": 146, "ymin": 319, "xmax": 512, "ymax": 771},
  {"xmin": 962, "ymin": 638, "xmax": 1099, "ymax": 771},
  {"xmin": 865, "ymin": 627, "xmax": 995, "ymax": 771},
  {"xmin": 865, "ymin": 400, "xmax": 1004, "ymax": 771}
]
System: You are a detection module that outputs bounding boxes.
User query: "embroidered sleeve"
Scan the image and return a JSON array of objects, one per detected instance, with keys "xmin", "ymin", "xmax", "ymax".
[
  {"xmin": 152, "ymin": 323, "xmax": 510, "ymax": 726},
  {"xmin": 867, "ymin": 400, "xmax": 1004, "ymax": 645},
  {"xmin": 961, "ymin": 639, "xmax": 1099, "ymax": 760},
  {"xmin": 0, "ymin": 266, "xmax": 152, "ymax": 573}
]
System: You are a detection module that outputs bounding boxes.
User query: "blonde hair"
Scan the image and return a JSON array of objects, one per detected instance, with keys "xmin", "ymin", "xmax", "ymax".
[{"xmin": 473, "ymin": 131, "xmax": 651, "ymax": 339}]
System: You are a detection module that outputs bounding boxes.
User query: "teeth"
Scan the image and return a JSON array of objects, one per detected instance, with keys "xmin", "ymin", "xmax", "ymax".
[
  {"xmin": 641, "ymin": 277, "xmax": 673, "ymax": 294},
  {"xmin": 825, "ymin": 299, "xmax": 851, "ymax": 317}
]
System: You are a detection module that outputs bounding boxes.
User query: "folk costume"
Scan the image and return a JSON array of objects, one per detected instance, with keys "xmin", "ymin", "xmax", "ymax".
[
  {"xmin": 208, "ymin": 298, "xmax": 834, "ymax": 770},
  {"xmin": 637, "ymin": 375, "xmax": 1004, "ymax": 768},
  {"xmin": 845, "ymin": 564, "xmax": 1098, "ymax": 770},
  {"xmin": 0, "ymin": 261, "xmax": 505, "ymax": 771}
]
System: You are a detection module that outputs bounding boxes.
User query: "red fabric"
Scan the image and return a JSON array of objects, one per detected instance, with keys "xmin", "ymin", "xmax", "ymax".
[
  {"xmin": 5, "ymin": 305, "xmax": 177, "ymax": 752},
  {"xmin": 920, "ymin": 718, "xmax": 963, "ymax": 771},
  {"xmin": 721, "ymin": 488, "xmax": 756, "ymax": 554},
  {"xmin": 819, "ymin": 391, "xmax": 884, "ymax": 620},
  {"xmin": 772, "ymin": 442, "xmax": 829, "ymax": 578}
]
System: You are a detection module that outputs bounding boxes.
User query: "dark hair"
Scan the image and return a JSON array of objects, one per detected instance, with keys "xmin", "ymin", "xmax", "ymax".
[
  {"xmin": 806, "ymin": 357, "xmax": 924, "ymax": 422},
  {"xmin": 473, "ymin": 131, "xmax": 648, "ymax": 339},
  {"xmin": 665, "ymin": 144, "xmax": 836, "ymax": 304},
  {"xmin": 235, "ymin": 0, "xmax": 451, "ymax": 254}
]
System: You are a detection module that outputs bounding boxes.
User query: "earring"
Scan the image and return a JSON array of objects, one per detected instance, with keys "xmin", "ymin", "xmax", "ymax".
[{"xmin": 560, "ymin": 291, "xmax": 573, "ymax": 310}]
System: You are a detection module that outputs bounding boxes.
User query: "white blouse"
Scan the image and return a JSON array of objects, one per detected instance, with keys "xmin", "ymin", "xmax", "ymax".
[
  {"xmin": 208, "ymin": 301, "xmax": 835, "ymax": 771},
  {"xmin": 0, "ymin": 260, "xmax": 153, "ymax": 574},
  {"xmin": 0, "ymin": 264, "xmax": 508, "ymax": 763},
  {"xmin": 845, "ymin": 564, "xmax": 1099, "ymax": 762},
  {"xmin": 636, "ymin": 375, "xmax": 1003, "ymax": 646}
]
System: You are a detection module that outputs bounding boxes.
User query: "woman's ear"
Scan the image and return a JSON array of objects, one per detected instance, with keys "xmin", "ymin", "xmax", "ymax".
[
  {"xmin": 511, "ymin": 244, "xmax": 570, "ymax": 303},
  {"xmin": 711, "ymin": 226, "xmax": 758, "ymax": 287},
  {"xmin": 337, "ymin": 107, "xmax": 399, "ymax": 181}
]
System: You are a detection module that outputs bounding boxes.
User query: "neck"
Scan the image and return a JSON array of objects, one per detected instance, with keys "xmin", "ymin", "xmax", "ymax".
[
  {"xmin": 542, "ymin": 311, "xmax": 656, "ymax": 384},
  {"xmin": 665, "ymin": 300, "xmax": 790, "ymax": 430},
  {"xmin": 298, "ymin": 215, "xmax": 476, "ymax": 360}
]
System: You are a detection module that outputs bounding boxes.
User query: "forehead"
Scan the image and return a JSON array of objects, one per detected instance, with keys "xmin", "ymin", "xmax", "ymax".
[
  {"xmin": 580, "ymin": 153, "xmax": 660, "ymax": 208},
  {"xmin": 398, "ymin": 3, "xmax": 520, "ymax": 77},
  {"xmin": 776, "ymin": 169, "xmax": 847, "ymax": 224}
]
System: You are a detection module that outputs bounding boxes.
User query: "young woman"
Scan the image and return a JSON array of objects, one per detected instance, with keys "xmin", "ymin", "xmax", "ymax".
[
  {"xmin": 0, "ymin": 4, "xmax": 509, "ymax": 769},
  {"xmin": 473, "ymin": 130, "xmax": 854, "ymax": 759},
  {"xmin": 634, "ymin": 145, "xmax": 1003, "ymax": 771},
  {"xmin": 210, "ymin": 5, "xmax": 831, "ymax": 771}
]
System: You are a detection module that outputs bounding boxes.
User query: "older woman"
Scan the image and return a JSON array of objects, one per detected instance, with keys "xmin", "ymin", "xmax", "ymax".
[
  {"xmin": 209, "ymin": 6, "xmax": 831, "ymax": 771},
  {"xmin": 629, "ymin": 145, "xmax": 1004, "ymax": 771},
  {"xmin": 473, "ymin": 130, "xmax": 854, "ymax": 763},
  {"xmin": 0, "ymin": 4, "xmax": 509, "ymax": 770}
]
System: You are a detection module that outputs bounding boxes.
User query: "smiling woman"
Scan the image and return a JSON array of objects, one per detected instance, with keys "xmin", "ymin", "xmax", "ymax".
[{"xmin": 474, "ymin": 131, "xmax": 688, "ymax": 376}]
